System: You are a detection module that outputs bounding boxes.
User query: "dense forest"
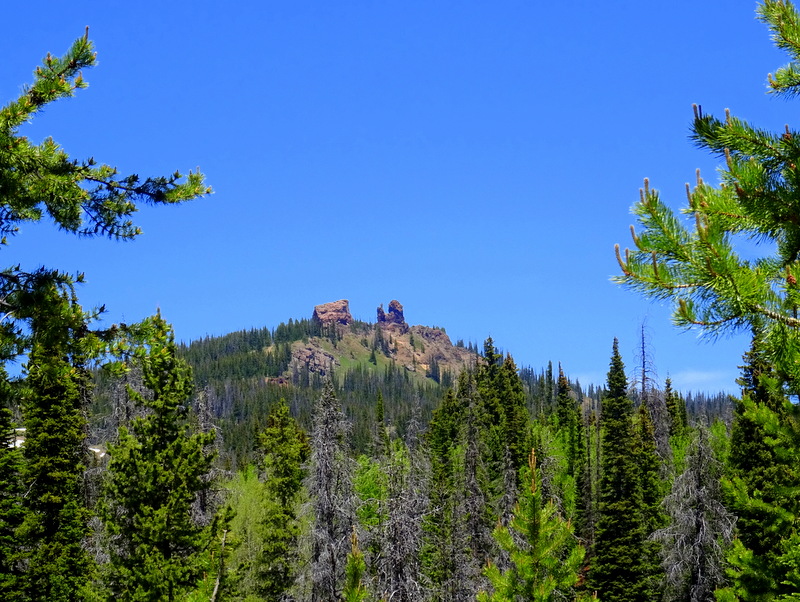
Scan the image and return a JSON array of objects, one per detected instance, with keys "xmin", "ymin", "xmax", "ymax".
[{"xmin": 5, "ymin": 1, "xmax": 800, "ymax": 600}]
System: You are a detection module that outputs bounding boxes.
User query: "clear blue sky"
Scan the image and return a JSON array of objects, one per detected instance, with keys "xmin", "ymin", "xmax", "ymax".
[{"xmin": 1, "ymin": 1, "xmax": 789, "ymax": 394}]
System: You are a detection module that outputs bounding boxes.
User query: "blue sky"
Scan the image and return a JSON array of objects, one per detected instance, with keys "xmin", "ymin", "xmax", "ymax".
[{"xmin": 1, "ymin": 1, "xmax": 790, "ymax": 394}]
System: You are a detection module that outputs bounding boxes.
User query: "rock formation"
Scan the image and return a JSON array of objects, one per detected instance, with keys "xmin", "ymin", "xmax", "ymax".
[
  {"xmin": 292, "ymin": 346, "xmax": 338, "ymax": 376},
  {"xmin": 312, "ymin": 299, "xmax": 353, "ymax": 326},
  {"xmin": 377, "ymin": 299, "xmax": 408, "ymax": 333}
]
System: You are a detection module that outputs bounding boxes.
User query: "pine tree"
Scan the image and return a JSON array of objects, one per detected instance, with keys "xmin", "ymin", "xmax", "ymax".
[
  {"xmin": 255, "ymin": 399, "xmax": 309, "ymax": 600},
  {"xmin": 342, "ymin": 528, "xmax": 370, "ymax": 602},
  {"xmin": 719, "ymin": 330, "xmax": 800, "ymax": 599},
  {"xmin": 479, "ymin": 450, "xmax": 586, "ymax": 602},
  {"xmin": 99, "ymin": 314, "xmax": 226, "ymax": 601},
  {"xmin": 0, "ymin": 31, "xmax": 209, "ymax": 600},
  {"xmin": 614, "ymin": 0, "xmax": 800, "ymax": 384},
  {"xmin": 591, "ymin": 339, "xmax": 648, "ymax": 602},
  {"xmin": 0, "ymin": 30, "xmax": 209, "ymax": 245}
]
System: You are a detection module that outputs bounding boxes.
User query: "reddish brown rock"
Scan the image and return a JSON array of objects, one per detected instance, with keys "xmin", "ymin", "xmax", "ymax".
[
  {"xmin": 312, "ymin": 299, "xmax": 353, "ymax": 326},
  {"xmin": 377, "ymin": 299, "xmax": 408, "ymax": 333}
]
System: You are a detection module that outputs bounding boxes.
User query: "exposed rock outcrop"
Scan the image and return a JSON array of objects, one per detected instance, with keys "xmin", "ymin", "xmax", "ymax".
[
  {"xmin": 312, "ymin": 299, "xmax": 352, "ymax": 326},
  {"xmin": 291, "ymin": 346, "xmax": 338, "ymax": 376},
  {"xmin": 377, "ymin": 299, "xmax": 408, "ymax": 333}
]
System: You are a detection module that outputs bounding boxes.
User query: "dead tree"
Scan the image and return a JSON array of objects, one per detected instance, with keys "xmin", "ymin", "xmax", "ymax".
[
  {"xmin": 306, "ymin": 382, "xmax": 354, "ymax": 602},
  {"xmin": 652, "ymin": 426, "xmax": 735, "ymax": 601}
]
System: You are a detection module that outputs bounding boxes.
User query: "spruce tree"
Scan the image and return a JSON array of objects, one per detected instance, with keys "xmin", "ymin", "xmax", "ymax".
[
  {"xmin": 255, "ymin": 399, "xmax": 309, "ymax": 600},
  {"xmin": 99, "ymin": 314, "xmax": 226, "ymax": 601},
  {"xmin": 0, "ymin": 368, "xmax": 25, "ymax": 601},
  {"xmin": 664, "ymin": 378, "xmax": 688, "ymax": 437},
  {"xmin": 15, "ymin": 276, "xmax": 95, "ymax": 601},
  {"xmin": 591, "ymin": 339, "xmax": 648, "ymax": 602},
  {"xmin": 422, "ymin": 371, "xmax": 490, "ymax": 601},
  {"xmin": 421, "ymin": 387, "xmax": 463, "ymax": 597},
  {"xmin": 555, "ymin": 364, "xmax": 580, "ymax": 478}
]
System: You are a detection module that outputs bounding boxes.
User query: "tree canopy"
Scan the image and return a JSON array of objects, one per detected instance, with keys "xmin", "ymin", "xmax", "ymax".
[{"xmin": 614, "ymin": 0, "xmax": 800, "ymax": 384}]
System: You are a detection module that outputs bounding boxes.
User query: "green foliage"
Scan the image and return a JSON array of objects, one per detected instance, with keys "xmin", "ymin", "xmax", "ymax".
[
  {"xmin": 354, "ymin": 455, "xmax": 387, "ymax": 529},
  {"xmin": 555, "ymin": 364, "xmax": 580, "ymax": 478},
  {"xmin": 664, "ymin": 378, "xmax": 688, "ymax": 437},
  {"xmin": 15, "ymin": 277, "xmax": 94, "ymax": 601},
  {"xmin": 255, "ymin": 399, "xmax": 309, "ymax": 600},
  {"xmin": 0, "ymin": 379, "xmax": 24, "ymax": 600},
  {"xmin": 633, "ymin": 404, "xmax": 666, "ymax": 598},
  {"xmin": 614, "ymin": 0, "xmax": 800, "ymax": 385},
  {"xmin": 0, "ymin": 31, "xmax": 210, "ymax": 601},
  {"xmin": 591, "ymin": 339, "xmax": 650, "ymax": 602},
  {"xmin": 0, "ymin": 30, "xmax": 209, "ymax": 244},
  {"xmin": 224, "ymin": 466, "xmax": 268, "ymax": 598},
  {"xmin": 476, "ymin": 340, "xmax": 530, "ymax": 518},
  {"xmin": 99, "ymin": 314, "xmax": 226, "ymax": 601},
  {"xmin": 343, "ymin": 529, "xmax": 370, "ymax": 602},
  {"xmin": 479, "ymin": 450, "xmax": 585, "ymax": 602}
]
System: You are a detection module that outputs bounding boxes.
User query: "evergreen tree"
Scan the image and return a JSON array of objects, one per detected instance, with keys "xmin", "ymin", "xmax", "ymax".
[
  {"xmin": 555, "ymin": 364, "xmax": 580, "ymax": 477},
  {"xmin": 255, "ymin": 399, "xmax": 309, "ymax": 600},
  {"xmin": 0, "ymin": 31, "xmax": 209, "ymax": 600},
  {"xmin": 0, "ymin": 30, "xmax": 209, "ymax": 244},
  {"xmin": 664, "ymin": 377, "xmax": 688, "ymax": 437},
  {"xmin": 373, "ymin": 390, "xmax": 390, "ymax": 456},
  {"xmin": 421, "ymin": 387, "xmax": 463, "ymax": 596},
  {"xmin": 15, "ymin": 276, "xmax": 95, "ymax": 601},
  {"xmin": 591, "ymin": 339, "xmax": 648, "ymax": 602},
  {"xmin": 99, "ymin": 314, "xmax": 226, "ymax": 601},
  {"xmin": 342, "ymin": 528, "xmax": 370, "ymax": 602},
  {"xmin": 479, "ymin": 450, "xmax": 586, "ymax": 602},
  {"xmin": 633, "ymin": 404, "xmax": 665, "ymax": 599},
  {"xmin": 0, "ymin": 370, "xmax": 23, "ymax": 600},
  {"xmin": 614, "ymin": 0, "xmax": 800, "ymax": 384},
  {"xmin": 719, "ymin": 330, "xmax": 800, "ymax": 599},
  {"xmin": 422, "ymin": 371, "xmax": 491, "ymax": 601},
  {"xmin": 476, "ymin": 342, "xmax": 529, "ymax": 521}
]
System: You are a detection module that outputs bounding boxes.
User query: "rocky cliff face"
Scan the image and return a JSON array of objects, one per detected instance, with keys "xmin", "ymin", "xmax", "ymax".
[
  {"xmin": 312, "ymin": 299, "xmax": 353, "ymax": 326},
  {"xmin": 291, "ymin": 298, "xmax": 476, "ymax": 383},
  {"xmin": 377, "ymin": 299, "xmax": 408, "ymax": 333}
]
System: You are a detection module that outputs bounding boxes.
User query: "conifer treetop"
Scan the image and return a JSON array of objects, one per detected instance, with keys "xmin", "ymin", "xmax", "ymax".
[{"xmin": 0, "ymin": 28, "xmax": 211, "ymax": 245}]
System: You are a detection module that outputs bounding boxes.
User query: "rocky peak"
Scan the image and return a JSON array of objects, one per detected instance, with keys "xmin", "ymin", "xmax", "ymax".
[
  {"xmin": 312, "ymin": 299, "xmax": 353, "ymax": 326},
  {"xmin": 377, "ymin": 299, "xmax": 408, "ymax": 333}
]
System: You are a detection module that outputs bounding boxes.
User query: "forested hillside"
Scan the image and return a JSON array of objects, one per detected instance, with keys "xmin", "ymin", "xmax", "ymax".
[{"xmin": 6, "ymin": 2, "xmax": 800, "ymax": 601}]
